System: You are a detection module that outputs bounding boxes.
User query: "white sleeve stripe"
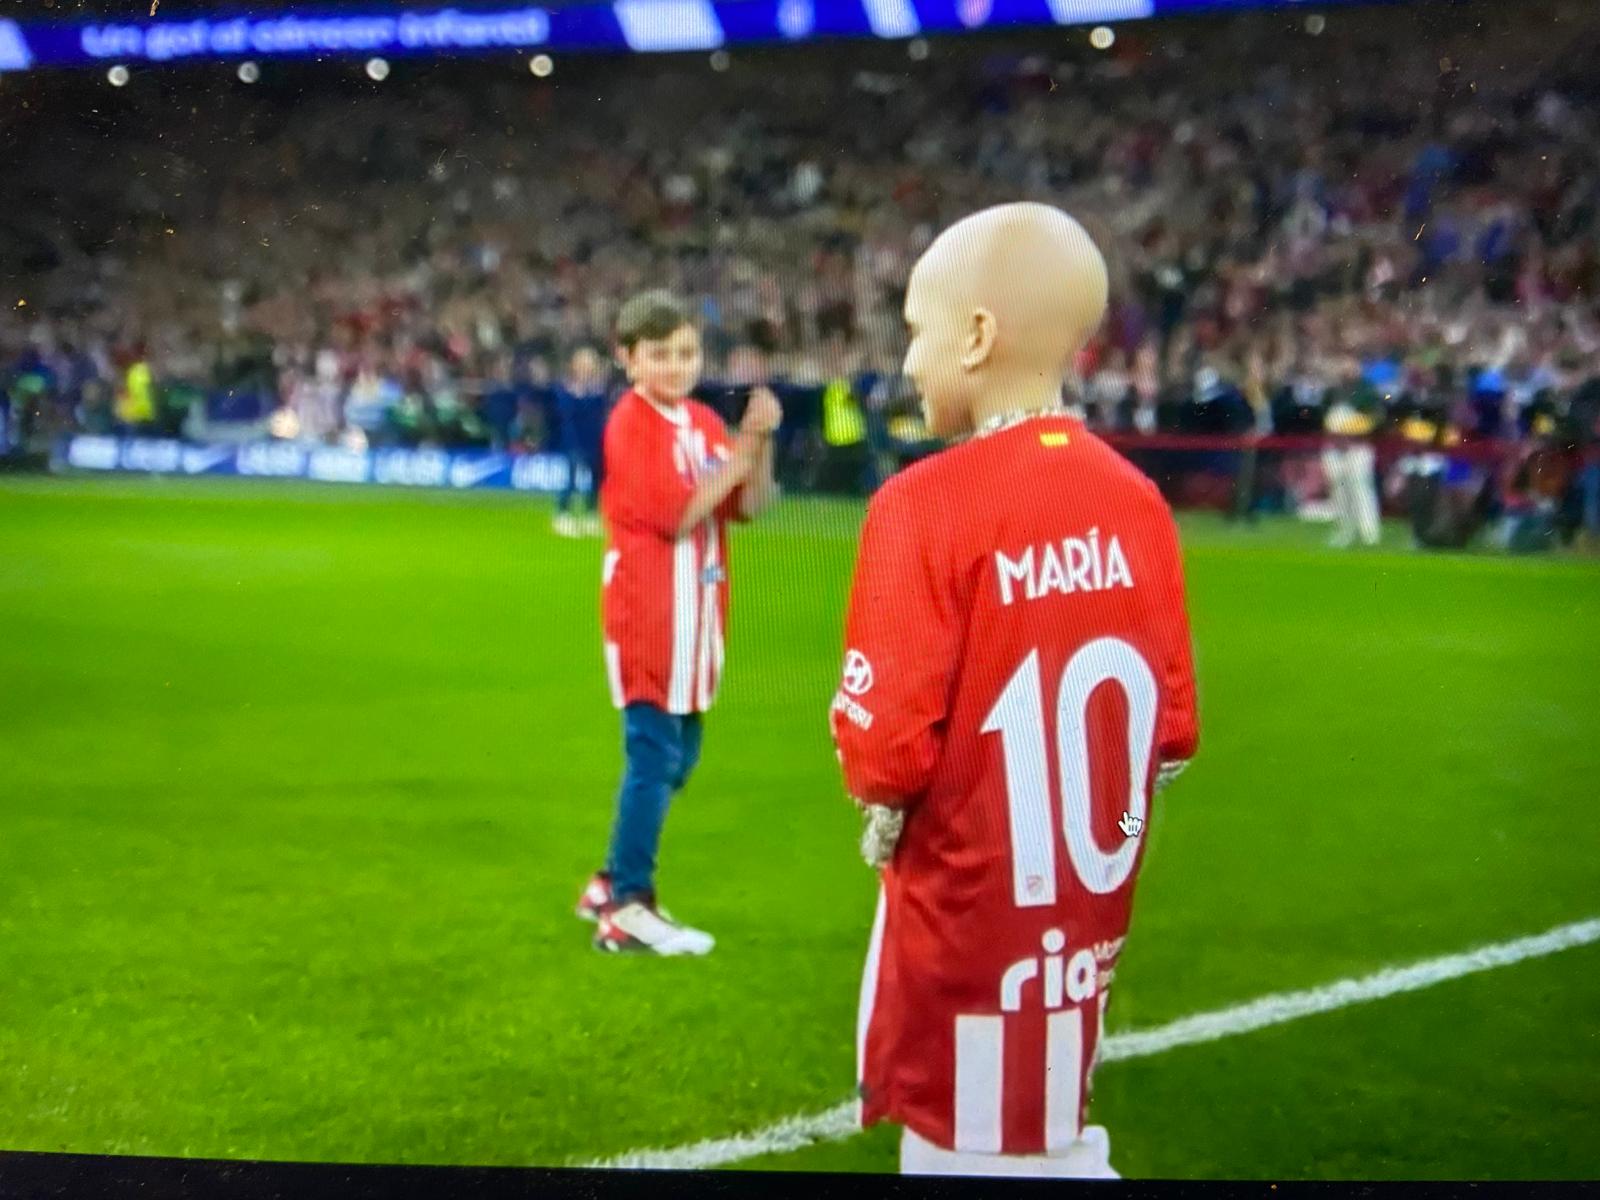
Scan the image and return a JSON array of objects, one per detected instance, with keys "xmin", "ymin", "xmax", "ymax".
[
  {"xmin": 668, "ymin": 531, "xmax": 699, "ymax": 715},
  {"xmin": 699, "ymin": 520, "xmax": 724, "ymax": 710},
  {"xmin": 709, "ymin": 573, "xmax": 725, "ymax": 698},
  {"xmin": 694, "ymin": 549, "xmax": 715, "ymax": 712}
]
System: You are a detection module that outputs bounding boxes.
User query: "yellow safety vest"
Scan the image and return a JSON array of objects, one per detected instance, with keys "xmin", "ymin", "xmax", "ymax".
[
  {"xmin": 117, "ymin": 361, "xmax": 155, "ymax": 423},
  {"xmin": 822, "ymin": 380, "xmax": 865, "ymax": 447}
]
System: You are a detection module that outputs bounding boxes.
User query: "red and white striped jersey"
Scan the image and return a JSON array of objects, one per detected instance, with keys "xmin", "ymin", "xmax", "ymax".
[
  {"xmin": 600, "ymin": 390, "xmax": 744, "ymax": 714},
  {"xmin": 832, "ymin": 415, "xmax": 1199, "ymax": 1156}
]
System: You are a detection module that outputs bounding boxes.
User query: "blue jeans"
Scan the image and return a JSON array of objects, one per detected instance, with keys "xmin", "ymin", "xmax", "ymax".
[
  {"xmin": 604, "ymin": 703, "xmax": 703, "ymax": 903},
  {"xmin": 558, "ymin": 441, "xmax": 600, "ymax": 515}
]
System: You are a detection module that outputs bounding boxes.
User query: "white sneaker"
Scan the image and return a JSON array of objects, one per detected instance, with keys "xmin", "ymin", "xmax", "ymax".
[{"xmin": 594, "ymin": 900, "xmax": 715, "ymax": 956}]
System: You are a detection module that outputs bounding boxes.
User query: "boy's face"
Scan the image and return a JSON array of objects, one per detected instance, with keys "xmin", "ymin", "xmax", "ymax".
[
  {"xmin": 901, "ymin": 264, "xmax": 974, "ymax": 439},
  {"xmin": 620, "ymin": 324, "xmax": 702, "ymax": 405},
  {"xmin": 569, "ymin": 347, "xmax": 604, "ymax": 383}
]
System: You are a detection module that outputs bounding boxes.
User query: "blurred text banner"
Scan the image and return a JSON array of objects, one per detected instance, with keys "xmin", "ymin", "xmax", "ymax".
[
  {"xmin": 54, "ymin": 436, "xmax": 591, "ymax": 494},
  {"xmin": 0, "ymin": 0, "xmax": 1386, "ymax": 73}
]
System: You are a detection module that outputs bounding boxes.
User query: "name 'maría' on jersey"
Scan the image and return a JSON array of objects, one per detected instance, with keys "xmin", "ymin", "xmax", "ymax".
[{"xmin": 994, "ymin": 527, "xmax": 1134, "ymax": 606}]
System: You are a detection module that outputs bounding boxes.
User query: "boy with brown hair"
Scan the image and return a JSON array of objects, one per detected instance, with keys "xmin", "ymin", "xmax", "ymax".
[{"xmin": 576, "ymin": 291, "xmax": 782, "ymax": 955}]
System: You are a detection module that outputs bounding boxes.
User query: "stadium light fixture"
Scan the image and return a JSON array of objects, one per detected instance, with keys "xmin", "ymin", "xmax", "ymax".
[
  {"xmin": 529, "ymin": 52, "xmax": 553, "ymax": 76},
  {"xmin": 365, "ymin": 56, "xmax": 389, "ymax": 81},
  {"xmin": 107, "ymin": 63, "xmax": 129, "ymax": 86},
  {"xmin": 237, "ymin": 60, "xmax": 259, "ymax": 83},
  {"xmin": 1089, "ymin": 25, "xmax": 1115, "ymax": 49}
]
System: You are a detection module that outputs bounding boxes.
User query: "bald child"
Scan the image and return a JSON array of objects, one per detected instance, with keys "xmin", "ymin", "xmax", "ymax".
[{"xmin": 829, "ymin": 203, "xmax": 1200, "ymax": 1178}]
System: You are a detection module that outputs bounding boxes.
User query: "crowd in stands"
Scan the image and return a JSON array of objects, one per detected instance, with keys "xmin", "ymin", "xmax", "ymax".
[{"xmin": 2, "ymin": 0, "xmax": 1598, "ymax": 538}]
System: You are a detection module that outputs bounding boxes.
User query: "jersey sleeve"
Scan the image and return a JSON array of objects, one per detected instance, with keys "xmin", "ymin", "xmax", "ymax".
[
  {"xmin": 830, "ymin": 480, "xmax": 960, "ymax": 808},
  {"xmin": 603, "ymin": 404, "xmax": 694, "ymax": 539},
  {"xmin": 700, "ymin": 409, "xmax": 753, "ymax": 526},
  {"xmin": 1154, "ymin": 507, "xmax": 1200, "ymax": 765}
]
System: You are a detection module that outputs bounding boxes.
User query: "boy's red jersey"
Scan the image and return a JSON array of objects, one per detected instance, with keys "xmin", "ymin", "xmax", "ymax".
[
  {"xmin": 600, "ymin": 389, "xmax": 745, "ymax": 714},
  {"xmin": 830, "ymin": 414, "xmax": 1199, "ymax": 1156}
]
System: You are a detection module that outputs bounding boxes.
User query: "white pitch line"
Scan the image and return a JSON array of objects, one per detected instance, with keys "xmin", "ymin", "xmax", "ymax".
[
  {"xmin": 1100, "ymin": 915, "xmax": 1600, "ymax": 1063},
  {"xmin": 584, "ymin": 916, "xmax": 1600, "ymax": 1171}
]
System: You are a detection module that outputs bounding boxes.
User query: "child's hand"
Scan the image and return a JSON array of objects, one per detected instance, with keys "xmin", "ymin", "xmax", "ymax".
[
  {"xmin": 743, "ymin": 387, "xmax": 783, "ymax": 437},
  {"xmin": 858, "ymin": 800, "xmax": 904, "ymax": 869}
]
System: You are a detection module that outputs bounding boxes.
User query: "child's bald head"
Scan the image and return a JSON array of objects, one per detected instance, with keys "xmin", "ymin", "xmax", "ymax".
[{"xmin": 902, "ymin": 203, "xmax": 1108, "ymax": 438}]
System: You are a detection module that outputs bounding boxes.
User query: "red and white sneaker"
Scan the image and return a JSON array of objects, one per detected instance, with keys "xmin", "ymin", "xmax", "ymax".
[
  {"xmin": 594, "ymin": 899, "xmax": 715, "ymax": 957},
  {"xmin": 575, "ymin": 872, "xmax": 613, "ymax": 923}
]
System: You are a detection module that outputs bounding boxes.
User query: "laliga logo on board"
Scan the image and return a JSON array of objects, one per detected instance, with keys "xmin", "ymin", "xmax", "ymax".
[
  {"xmin": 181, "ymin": 445, "xmax": 236, "ymax": 475},
  {"xmin": 841, "ymin": 649, "xmax": 874, "ymax": 696},
  {"xmin": 448, "ymin": 454, "xmax": 507, "ymax": 489}
]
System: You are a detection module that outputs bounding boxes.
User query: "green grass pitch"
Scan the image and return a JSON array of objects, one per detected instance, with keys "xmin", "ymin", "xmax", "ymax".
[{"xmin": 2, "ymin": 473, "xmax": 1597, "ymax": 1178}]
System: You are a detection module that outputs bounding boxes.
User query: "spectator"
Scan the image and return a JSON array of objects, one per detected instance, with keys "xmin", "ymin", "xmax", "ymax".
[
  {"xmin": 1567, "ymin": 366, "xmax": 1600, "ymax": 549},
  {"xmin": 552, "ymin": 346, "xmax": 612, "ymax": 537}
]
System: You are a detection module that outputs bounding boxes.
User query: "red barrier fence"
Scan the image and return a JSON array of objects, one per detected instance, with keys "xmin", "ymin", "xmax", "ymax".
[
  {"xmin": 1096, "ymin": 431, "xmax": 1596, "ymax": 466},
  {"xmin": 1086, "ymin": 430, "xmax": 1593, "ymax": 521}
]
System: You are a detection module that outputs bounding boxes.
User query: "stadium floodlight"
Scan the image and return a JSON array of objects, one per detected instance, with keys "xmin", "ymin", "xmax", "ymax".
[
  {"xmin": 1089, "ymin": 24, "xmax": 1115, "ymax": 49},
  {"xmin": 613, "ymin": 0, "xmax": 725, "ymax": 52},
  {"xmin": 0, "ymin": 19, "xmax": 33, "ymax": 71},
  {"xmin": 107, "ymin": 64, "xmax": 130, "ymax": 86},
  {"xmin": 529, "ymin": 52, "xmax": 553, "ymax": 76},
  {"xmin": 864, "ymin": 0, "xmax": 921, "ymax": 39},
  {"xmin": 775, "ymin": 0, "xmax": 813, "ymax": 40},
  {"xmin": 1044, "ymin": 0, "xmax": 1152, "ymax": 26},
  {"xmin": 237, "ymin": 60, "xmax": 260, "ymax": 82},
  {"xmin": 365, "ymin": 56, "xmax": 390, "ymax": 80}
]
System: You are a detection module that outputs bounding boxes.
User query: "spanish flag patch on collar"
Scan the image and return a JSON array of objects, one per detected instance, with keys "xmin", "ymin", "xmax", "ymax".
[{"xmin": 1039, "ymin": 431, "xmax": 1071, "ymax": 448}]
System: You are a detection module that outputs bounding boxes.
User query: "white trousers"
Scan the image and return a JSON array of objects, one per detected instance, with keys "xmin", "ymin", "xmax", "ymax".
[
  {"xmin": 900, "ymin": 1125, "xmax": 1120, "ymax": 1179},
  {"xmin": 1322, "ymin": 445, "xmax": 1381, "ymax": 546}
]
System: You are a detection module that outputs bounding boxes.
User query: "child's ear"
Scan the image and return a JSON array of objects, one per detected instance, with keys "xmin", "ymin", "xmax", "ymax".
[{"xmin": 613, "ymin": 345, "xmax": 632, "ymax": 377}]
